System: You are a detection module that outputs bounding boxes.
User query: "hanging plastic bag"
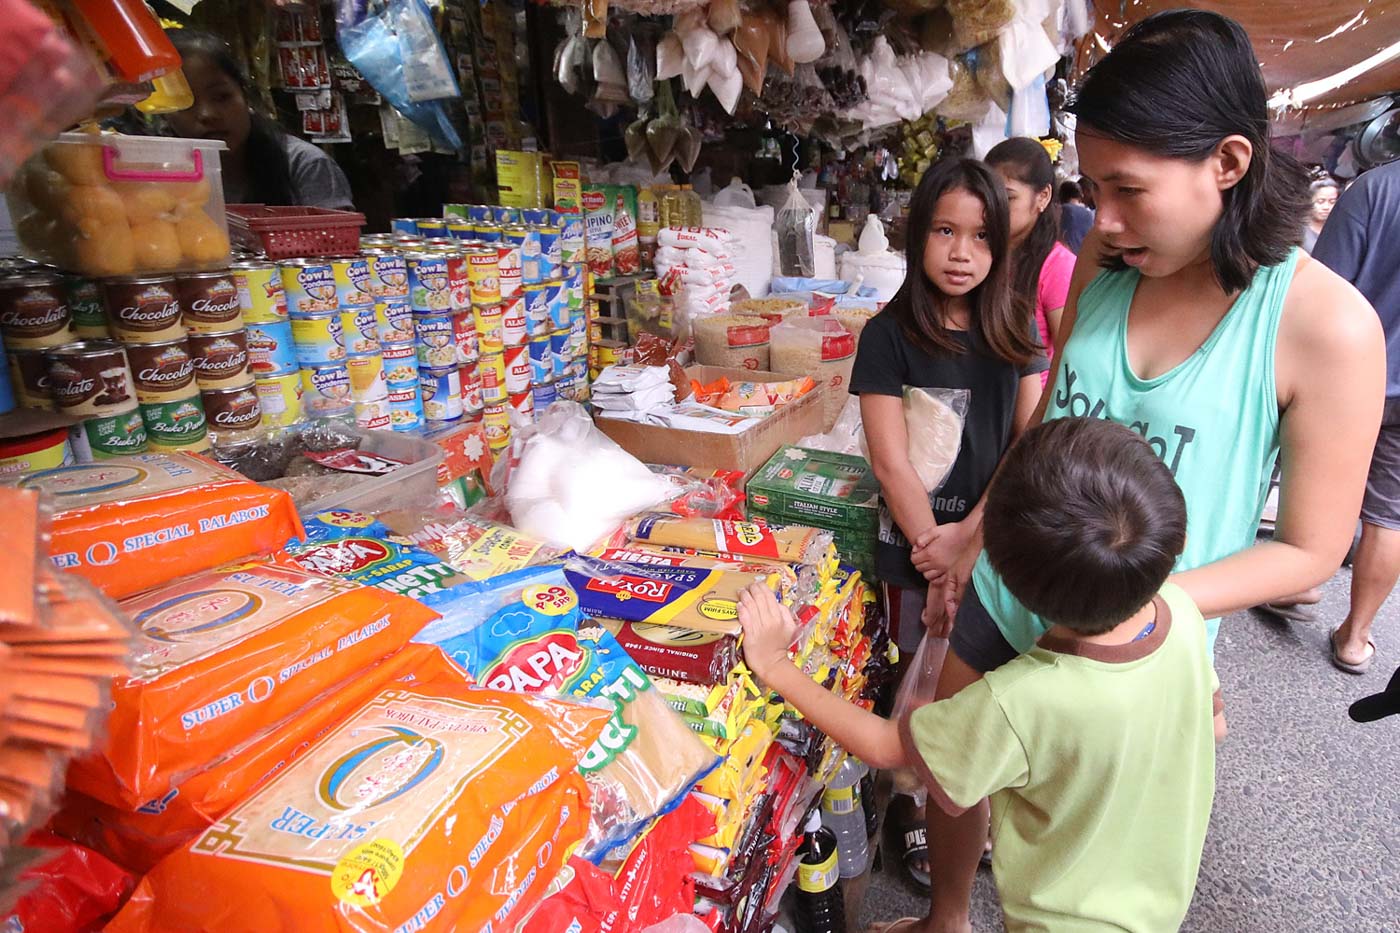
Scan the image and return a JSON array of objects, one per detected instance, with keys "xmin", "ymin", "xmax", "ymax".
[
  {"xmin": 393, "ymin": 0, "xmax": 460, "ymax": 101},
  {"xmin": 1007, "ymin": 75, "xmax": 1052, "ymax": 138},
  {"xmin": 889, "ymin": 633, "xmax": 949, "ymax": 800},
  {"xmin": 340, "ymin": 7, "xmax": 462, "ymax": 149},
  {"xmin": 903, "ymin": 386, "xmax": 970, "ymax": 493},
  {"xmin": 776, "ymin": 176, "xmax": 817, "ymax": 278}
]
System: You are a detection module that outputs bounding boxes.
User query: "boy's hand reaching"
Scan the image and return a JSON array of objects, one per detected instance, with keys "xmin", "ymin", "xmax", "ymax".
[{"xmin": 738, "ymin": 583, "xmax": 798, "ymax": 681}]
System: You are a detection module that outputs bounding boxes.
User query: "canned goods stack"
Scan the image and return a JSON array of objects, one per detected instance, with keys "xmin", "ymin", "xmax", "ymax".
[
  {"xmin": 178, "ymin": 269, "xmax": 254, "ymax": 452},
  {"xmin": 235, "ymin": 260, "xmax": 302, "ymax": 431},
  {"xmin": 278, "ymin": 258, "xmax": 354, "ymax": 428}
]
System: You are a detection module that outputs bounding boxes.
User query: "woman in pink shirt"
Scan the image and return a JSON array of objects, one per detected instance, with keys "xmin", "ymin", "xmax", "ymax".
[{"xmin": 987, "ymin": 138, "xmax": 1077, "ymax": 384}]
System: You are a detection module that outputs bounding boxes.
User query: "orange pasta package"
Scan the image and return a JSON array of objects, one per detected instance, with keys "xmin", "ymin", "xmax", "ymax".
[
  {"xmin": 107, "ymin": 681, "xmax": 609, "ymax": 933},
  {"xmin": 65, "ymin": 560, "xmax": 439, "ymax": 810},
  {"xmin": 52, "ymin": 644, "xmax": 468, "ymax": 874},
  {"xmin": 12, "ymin": 453, "xmax": 304, "ymax": 600}
]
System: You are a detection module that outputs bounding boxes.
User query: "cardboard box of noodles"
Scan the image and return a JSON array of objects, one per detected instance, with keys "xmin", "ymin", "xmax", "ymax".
[{"xmin": 595, "ymin": 366, "xmax": 828, "ymax": 475}]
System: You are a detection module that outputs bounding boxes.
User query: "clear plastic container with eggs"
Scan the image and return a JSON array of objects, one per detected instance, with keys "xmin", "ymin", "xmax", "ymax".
[{"xmin": 5, "ymin": 131, "xmax": 231, "ymax": 277}]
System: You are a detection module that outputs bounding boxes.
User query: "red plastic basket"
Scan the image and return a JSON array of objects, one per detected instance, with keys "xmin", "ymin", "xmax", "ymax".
[{"xmin": 226, "ymin": 204, "xmax": 366, "ymax": 259}]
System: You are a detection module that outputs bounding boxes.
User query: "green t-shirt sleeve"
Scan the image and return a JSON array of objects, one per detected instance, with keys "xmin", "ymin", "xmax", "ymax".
[{"xmin": 904, "ymin": 679, "xmax": 1029, "ymax": 814}]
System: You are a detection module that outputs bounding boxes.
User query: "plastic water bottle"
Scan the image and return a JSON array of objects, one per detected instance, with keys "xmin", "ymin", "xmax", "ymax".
[
  {"xmin": 822, "ymin": 758, "xmax": 871, "ymax": 878},
  {"xmin": 793, "ymin": 811, "xmax": 846, "ymax": 933},
  {"xmin": 860, "ymin": 765, "xmax": 879, "ymax": 839}
]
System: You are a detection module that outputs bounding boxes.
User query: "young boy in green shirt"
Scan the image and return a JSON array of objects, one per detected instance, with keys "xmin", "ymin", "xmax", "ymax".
[{"xmin": 739, "ymin": 417, "xmax": 1218, "ymax": 931}]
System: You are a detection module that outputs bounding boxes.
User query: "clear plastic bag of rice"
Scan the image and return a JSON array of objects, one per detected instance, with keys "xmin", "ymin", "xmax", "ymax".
[
  {"xmin": 770, "ymin": 316, "xmax": 856, "ymax": 429},
  {"xmin": 832, "ymin": 304, "xmax": 880, "ymax": 341},
  {"xmin": 693, "ymin": 312, "xmax": 773, "ymax": 371}
]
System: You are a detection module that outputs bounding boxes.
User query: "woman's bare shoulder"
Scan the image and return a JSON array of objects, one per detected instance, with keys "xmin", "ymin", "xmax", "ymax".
[{"xmin": 1277, "ymin": 253, "xmax": 1385, "ymax": 406}]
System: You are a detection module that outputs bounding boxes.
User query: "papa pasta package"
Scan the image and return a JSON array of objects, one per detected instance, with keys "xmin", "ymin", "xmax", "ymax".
[
  {"xmin": 564, "ymin": 556, "xmax": 778, "ymax": 636},
  {"xmin": 625, "ymin": 514, "xmax": 834, "ymax": 567},
  {"xmin": 66, "ymin": 561, "xmax": 439, "ymax": 810},
  {"xmin": 280, "ymin": 511, "xmax": 472, "ymax": 605},
  {"xmin": 106, "ymin": 681, "xmax": 608, "ymax": 933},
  {"xmin": 417, "ymin": 566, "xmax": 718, "ymax": 862},
  {"xmin": 52, "ymin": 644, "xmax": 466, "ymax": 874},
  {"xmin": 12, "ymin": 453, "xmax": 304, "ymax": 600}
]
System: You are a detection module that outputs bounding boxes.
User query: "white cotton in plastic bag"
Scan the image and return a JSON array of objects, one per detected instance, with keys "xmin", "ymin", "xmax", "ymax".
[{"xmin": 504, "ymin": 402, "xmax": 674, "ymax": 551}]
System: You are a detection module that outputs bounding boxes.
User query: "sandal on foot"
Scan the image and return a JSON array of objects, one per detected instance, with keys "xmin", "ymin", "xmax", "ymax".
[
  {"xmin": 901, "ymin": 826, "xmax": 931, "ymax": 892},
  {"xmin": 866, "ymin": 917, "xmax": 924, "ymax": 933},
  {"xmin": 1330, "ymin": 628, "xmax": 1375, "ymax": 675},
  {"xmin": 1255, "ymin": 601, "xmax": 1317, "ymax": 624}
]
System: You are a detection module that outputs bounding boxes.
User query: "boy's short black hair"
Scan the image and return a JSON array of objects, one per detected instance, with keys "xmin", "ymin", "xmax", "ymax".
[{"xmin": 984, "ymin": 418, "xmax": 1187, "ymax": 634}]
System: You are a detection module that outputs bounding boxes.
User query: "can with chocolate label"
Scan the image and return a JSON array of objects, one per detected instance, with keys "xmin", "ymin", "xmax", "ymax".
[
  {"xmin": 202, "ymin": 381, "xmax": 265, "ymax": 445},
  {"xmin": 140, "ymin": 394, "xmax": 210, "ymax": 453},
  {"xmin": 187, "ymin": 328, "xmax": 251, "ymax": 390},
  {"xmin": 82, "ymin": 409, "xmax": 148, "ymax": 459},
  {"xmin": 64, "ymin": 276, "xmax": 110, "ymax": 339},
  {"xmin": 291, "ymin": 312, "xmax": 346, "ymax": 365},
  {"xmin": 8, "ymin": 348, "xmax": 54, "ymax": 409},
  {"xmin": 44, "ymin": 341, "xmax": 137, "ymax": 417},
  {"xmin": 0, "ymin": 271, "xmax": 73, "ymax": 348},
  {"xmin": 300, "ymin": 363, "xmax": 354, "ymax": 418},
  {"xmin": 177, "ymin": 270, "xmax": 242, "ymax": 333},
  {"xmin": 244, "ymin": 320, "xmax": 298, "ymax": 377},
  {"xmin": 256, "ymin": 373, "xmax": 304, "ymax": 429},
  {"xmin": 232, "ymin": 261, "xmax": 288, "ymax": 323},
  {"xmin": 125, "ymin": 338, "xmax": 196, "ymax": 403},
  {"xmin": 103, "ymin": 275, "xmax": 184, "ymax": 344}
]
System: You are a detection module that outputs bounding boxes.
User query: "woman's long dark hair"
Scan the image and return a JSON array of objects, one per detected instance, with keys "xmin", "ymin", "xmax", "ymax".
[
  {"xmin": 892, "ymin": 158, "xmax": 1037, "ymax": 368},
  {"xmin": 167, "ymin": 29, "xmax": 297, "ymax": 206},
  {"xmin": 986, "ymin": 137, "xmax": 1060, "ymax": 333},
  {"xmin": 1068, "ymin": 9, "xmax": 1310, "ymax": 293}
]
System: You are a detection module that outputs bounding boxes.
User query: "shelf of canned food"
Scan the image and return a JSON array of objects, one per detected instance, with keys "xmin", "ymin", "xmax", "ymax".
[{"xmin": 0, "ymin": 203, "xmax": 594, "ymax": 461}]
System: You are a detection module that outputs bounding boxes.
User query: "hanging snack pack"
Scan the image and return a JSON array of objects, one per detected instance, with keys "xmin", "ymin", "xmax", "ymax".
[
  {"xmin": 416, "ymin": 566, "xmax": 718, "ymax": 862},
  {"xmin": 106, "ymin": 680, "xmax": 607, "ymax": 933},
  {"xmin": 65, "ymin": 561, "xmax": 439, "ymax": 810},
  {"xmin": 11, "ymin": 452, "xmax": 303, "ymax": 600}
]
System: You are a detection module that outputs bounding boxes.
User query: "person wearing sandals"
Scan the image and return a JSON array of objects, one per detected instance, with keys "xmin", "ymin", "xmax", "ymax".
[
  {"xmin": 738, "ymin": 418, "xmax": 1218, "ymax": 933},
  {"xmin": 917, "ymin": 12, "xmax": 1384, "ymax": 933},
  {"xmin": 1312, "ymin": 157, "xmax": 1400, "ymax": 675}
]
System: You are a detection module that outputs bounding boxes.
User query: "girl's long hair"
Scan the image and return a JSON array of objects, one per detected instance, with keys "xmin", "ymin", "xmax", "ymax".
[
  {"xmin": 166, "ymin": 29, "xmax": 298, "ymax": 207},
  {"xmin": 1068, "ymin": 10, "xmax": 1310, "ymax": 292},
  {"xmin": 986, "ymin": 137, "xmax": 1060, "ymax": 337},
  {"xmin": 892, "ymin": 158, "xmax": 1037, "ymax": 368}
]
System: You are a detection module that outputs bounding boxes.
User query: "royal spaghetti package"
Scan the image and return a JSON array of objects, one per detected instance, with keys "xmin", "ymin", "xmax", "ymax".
[
  {"xmin": 65, "ymin": 561, "xmax": 438, "ymax": 810},
  {"xmin": 11, "ymin": 453, "xmax": 304, "ymax": 599},
  {"xmin": 52, "ymin": 644, "xmax": 466, "ymax": 874},
  {"xmin": 106, "ymin": 681, "xmax": 609, "ymax": 933},
  {"xmin": 564, "ymin": 556, "xmax": 777, "ymax": 636}
]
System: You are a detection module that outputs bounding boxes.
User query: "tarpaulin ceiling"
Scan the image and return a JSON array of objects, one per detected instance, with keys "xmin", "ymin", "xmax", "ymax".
[{"xmin": 1079, "ymin": 1, "xmax": 1400, "ymax": 111}]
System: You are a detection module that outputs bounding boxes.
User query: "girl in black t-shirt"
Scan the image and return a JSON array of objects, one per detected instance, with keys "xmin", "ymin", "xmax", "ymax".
[{"xmin": 849, "ymin": 158, "xmax": 1046, "ymax": 890}]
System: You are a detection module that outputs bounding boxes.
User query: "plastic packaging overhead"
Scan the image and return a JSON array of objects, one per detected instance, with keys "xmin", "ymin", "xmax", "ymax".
[
  {"xmin": 503, "ymin": 401, "xmax": 674, "ymax": 552},
  {"xmin": 846, "ymin": 37, "xmax": 951, "ymax": 131}
]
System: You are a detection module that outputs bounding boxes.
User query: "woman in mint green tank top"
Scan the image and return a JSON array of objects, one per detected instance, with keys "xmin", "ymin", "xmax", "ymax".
[{"xmin": 917, "ymin": 12, "xmax": 1386, "ymax": 932}]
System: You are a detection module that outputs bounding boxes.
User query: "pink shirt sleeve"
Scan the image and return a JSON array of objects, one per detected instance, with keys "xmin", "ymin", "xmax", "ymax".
[{"xmin": 1037, "ymin": 242, "xmax": 1076, "ymax": 321}]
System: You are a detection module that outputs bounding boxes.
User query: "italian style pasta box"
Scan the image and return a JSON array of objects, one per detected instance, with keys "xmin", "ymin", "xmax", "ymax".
[
  {"xmin": 52, "ymin": 644, "xmax": 467, "ymax": 874},
  {"xmin": 12, "ymin": 453, "xmax": 304, "ymax": 600},
  {"xmin": 65, "ymin": 560, "xmax": 439, "ymax": 810},
  {"xmin": 106, "ymin": 681, "xmax": 609, "ymax": 933}
]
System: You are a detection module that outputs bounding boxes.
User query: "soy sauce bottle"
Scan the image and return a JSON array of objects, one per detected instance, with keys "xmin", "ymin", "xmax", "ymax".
[{"xmin": 794, "ymin": 811, "xmax": 846, "ymax": 933}]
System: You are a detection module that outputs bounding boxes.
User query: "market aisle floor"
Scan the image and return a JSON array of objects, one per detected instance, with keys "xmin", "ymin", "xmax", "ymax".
[{"xmin": 858, "ymin": 568, "xmax": 1400, "ymax": 932}]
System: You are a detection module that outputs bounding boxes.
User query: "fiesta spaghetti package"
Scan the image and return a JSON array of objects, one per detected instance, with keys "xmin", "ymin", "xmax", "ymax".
[
  {"xmin": 564, "ymin": 556, "xmax": 778, "ymax": 636},
  {"xmin": 65, "ymin": 561, "xmax": 439, "ymax": 810},
  {"xmin": 52, "ymin": 644, "xmax": 466, "ymax": 874},
  {"xmin": 625, "ymin": 514, "xmax": 834, "ymax": 567},
  {"xmin": 106, "ymin": 681, "xmax": 608, "ymax": 933},
  {"xmin": 415, "ymin": 566, "xmax": 718, "ymax": 862},
  {"xmin": 10, "ymin": 453, "xmax": 304, "ymax": 599}
]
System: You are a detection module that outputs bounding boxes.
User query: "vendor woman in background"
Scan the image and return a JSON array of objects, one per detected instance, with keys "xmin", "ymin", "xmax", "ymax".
[
  {"xmin": 986, "ymin": 137, "xmax": 1077, "ymax": 382},
  {"xmin": 165, "ymin": 30, "xmax": 353, "ymax": 210}
]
